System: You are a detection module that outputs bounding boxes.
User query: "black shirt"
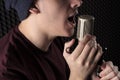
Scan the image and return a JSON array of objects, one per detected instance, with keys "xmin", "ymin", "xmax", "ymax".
[{"xmin": 0, "ymin": 26, "xmax": 70, "ymax": 80}]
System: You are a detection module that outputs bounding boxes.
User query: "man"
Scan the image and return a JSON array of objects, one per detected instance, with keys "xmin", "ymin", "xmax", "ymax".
[{"xmin": 0, "ymin": 0, "xmax": 120, "ymax": 80}]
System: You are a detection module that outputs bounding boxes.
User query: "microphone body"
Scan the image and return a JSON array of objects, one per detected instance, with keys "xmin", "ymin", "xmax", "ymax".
[{"xmin": 77, "ymin": 15, "xmax": 95, "ymax": 40}]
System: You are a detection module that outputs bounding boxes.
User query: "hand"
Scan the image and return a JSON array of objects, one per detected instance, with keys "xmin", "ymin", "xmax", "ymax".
[
  {"xmin": 63, "ymin": 34, "xmax": 103, "ymax": 80},
  {"xmin": 92, "ymin": 61, "xmax": 120, "ymax": 80}
]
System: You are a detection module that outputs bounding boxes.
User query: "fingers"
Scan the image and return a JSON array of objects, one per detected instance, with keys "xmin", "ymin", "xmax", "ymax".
[
  {"xmin": 64, "ymin": 34, "xmax": 103, "ymax": 66},
  {"xmin": 100, "ymin": 72, "xmax": 120, "ymax": 80},
  {"xmin": 63, "ymin": 39, "xmax": 75, "ymax": 59},
  {"xmin": 92, "ymin": 44, "xmax": 103, "ymax": 67},
  {"xmin": 99, "ymin": 61, "xmax": 120, "ymax": 80},
  {"xmin": 99, "ymin": 61, "xmax": 115, "ymax": 77},
  {"xmin": 111, "ymin": 76, "xmax": 120, "ymax": 80},
  {"xmin": 84, "ymin": 42, "xmax": 97, "ymax": 65},
  {"xmin": 100, "ymin": 63, "xmax": 113, "ymax": 77},
  {"xmin": 63, "ymin": 34, "xmax": 104, "ymax": 80},
  {"xmin": 76, "ymin": 36, "xmax": 103, "ymax": 72},
  {"xmin": 110, "ymin": 70, "xmax": 120, "ymax": 80},
  {"xmin": 71, "ymin": 34, "xmax": 92, "ymax": 59},
  {"xmin": 63, "ymin": 34, "xmax": 93, "ymax": 65},
  {"xmin": 100, "ymin": 71, "xmax": 116, "ymax": 80},
  {"xmin": 76, "ymin": 37, "xmax": 96, "ymax": 64}
]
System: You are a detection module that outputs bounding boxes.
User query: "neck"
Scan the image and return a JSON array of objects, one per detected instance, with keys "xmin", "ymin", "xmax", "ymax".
[{"xmin": 18, "ymin": 17, "xmax": 55, "ymax": 51}]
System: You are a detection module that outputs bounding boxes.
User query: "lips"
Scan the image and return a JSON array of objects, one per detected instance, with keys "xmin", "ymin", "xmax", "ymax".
[
  {"xmin": 67, "ymin": 9, "xmax": 78, "ymax": 24},
  {"xmin": 67, "ymin": 14, "xmax": 76, "ymax": 27}
]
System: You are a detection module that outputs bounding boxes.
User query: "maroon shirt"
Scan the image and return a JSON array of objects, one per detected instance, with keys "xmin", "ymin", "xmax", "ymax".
[{"xmin": 0, "ymin": 26, "xmax": 70, "ymax": 80}]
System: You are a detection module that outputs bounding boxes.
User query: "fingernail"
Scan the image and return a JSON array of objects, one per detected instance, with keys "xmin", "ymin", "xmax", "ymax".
[
  {"xmin": 98, "ymin": 44, "xmax": 103, "ymax": 53},
  {"xmin": 88, "ymin": 39, "xmax": 94, "ymax": 47},
  {"xmin": 94, "ymin": 40, "xmax": 97, "ymax": 49},
  {"xmin": 91, "ymin": 36, "xmax": 97, "ymax": 48},
  {"xmin": 92, "ymin": 35, "xmax": 96, "ymax": 40},
  {"xmin": 85, "ymin": 34, "xmax": 92, "ymax": 39}
]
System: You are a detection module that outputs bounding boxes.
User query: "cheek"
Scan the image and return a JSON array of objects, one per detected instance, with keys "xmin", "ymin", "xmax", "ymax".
[
  {"xmin": 57, "ymin": 0, "xmax": 70, "ymax": 6},
  {"xmin": 54, "ymin": 0, "xmax": 70, "ymax": 11}
]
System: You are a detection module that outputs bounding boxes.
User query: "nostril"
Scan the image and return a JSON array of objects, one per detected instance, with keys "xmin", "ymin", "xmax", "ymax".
[
  {"xmin": 70, "ymin": 0, "xmax": 83, "ymax": 8},
  {"xmin": 77, "ymin": 0, "xmax": 83, "ymax": 7}
]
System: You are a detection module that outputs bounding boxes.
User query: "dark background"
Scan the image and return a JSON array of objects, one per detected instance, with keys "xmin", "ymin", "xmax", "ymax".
[{"xmin": 0, "ymin": 0, "xmax": 120, "ymax": 68}]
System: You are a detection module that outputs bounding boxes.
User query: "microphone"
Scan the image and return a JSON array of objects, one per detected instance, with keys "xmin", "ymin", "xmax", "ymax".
[
  {"xmin": 68, "ymin": 15, "xmax": 106, "ymax": 65},
  {"xmin": 76, "ymin": 15, "xmax": 105, "ymax": 63},
  {"xmin": 76, "ymin": 15, "xmax": 95, "ymax": 40},
  {"xmin": 76, "ymin": 15, "xmax": 107, "ymax": 77},
  {"xmin": 67, "ymin": 15, "xmax": 95, "ymax": 53}
]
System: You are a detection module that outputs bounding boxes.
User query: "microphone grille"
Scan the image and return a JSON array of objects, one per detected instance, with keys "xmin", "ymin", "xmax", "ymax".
[{"xmin": 77, "ymin": 15, "xmax": 95, "ymax": 40}]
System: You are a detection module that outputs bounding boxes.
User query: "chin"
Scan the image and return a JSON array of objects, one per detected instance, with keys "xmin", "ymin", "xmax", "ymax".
[
  {"xmin": 58, "ymin": 31, "xmax": 74, "ymax": 38},
  {"xmin": 63, "ymin": 29, "xmax": 74, "ymax": 37}
]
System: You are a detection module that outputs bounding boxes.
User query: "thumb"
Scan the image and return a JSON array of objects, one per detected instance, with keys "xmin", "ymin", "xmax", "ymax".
[{"xmin": 63, "ymin": 39, "xmax": 75, "ymax": 58}]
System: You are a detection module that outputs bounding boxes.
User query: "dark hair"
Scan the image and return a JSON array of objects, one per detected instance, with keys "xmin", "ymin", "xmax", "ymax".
[{"xmin": 30, "ymin": 0, "xmax": 38, "ymax": 8}]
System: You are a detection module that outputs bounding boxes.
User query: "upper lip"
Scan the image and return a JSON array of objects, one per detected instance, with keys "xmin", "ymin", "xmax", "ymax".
[
  {"xmin": 69, "ymin": 12, "xmax": 77, "ymax": 18},
  {"xmin": 67, "ymin": 9, "xmax": 78, "ymax": 24},
  {"xmin": 68, "ymin": 9, "xmax": 78, "ymax": 17}
]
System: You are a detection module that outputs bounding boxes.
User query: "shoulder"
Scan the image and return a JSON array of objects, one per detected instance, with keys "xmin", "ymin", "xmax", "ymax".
[
  {"xmin": 0, "ymin": 27, "xmax": 16, "ymax": 54},
  {"xmin": 0, "ymin": 29, "xmax": 29, "ymax": 80},
  {"xmin": 0, "ymin": 27, "xmax": 20, "ymax": 73}
]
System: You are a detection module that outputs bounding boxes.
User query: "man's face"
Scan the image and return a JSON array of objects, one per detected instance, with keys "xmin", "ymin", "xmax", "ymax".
[{"xmin": 37, "ymin": 0, "xmax": 82, "ymax": 37}]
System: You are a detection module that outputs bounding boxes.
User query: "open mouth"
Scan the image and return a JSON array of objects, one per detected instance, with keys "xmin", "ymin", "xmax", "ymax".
[{"xmin": 67, "ymin": 15, "xmax": 75, "ymax": 24}]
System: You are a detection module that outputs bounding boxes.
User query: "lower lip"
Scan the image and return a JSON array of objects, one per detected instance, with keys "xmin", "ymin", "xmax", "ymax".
[{"xmin": 67, "ymin": 20, "xmax": 76, "ymax": 27}]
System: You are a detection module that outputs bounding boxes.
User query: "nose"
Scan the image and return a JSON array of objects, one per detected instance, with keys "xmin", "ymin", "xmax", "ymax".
[{"xmin": 70, "ymin": 0, "xmax": 83, "ymax": 8}]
